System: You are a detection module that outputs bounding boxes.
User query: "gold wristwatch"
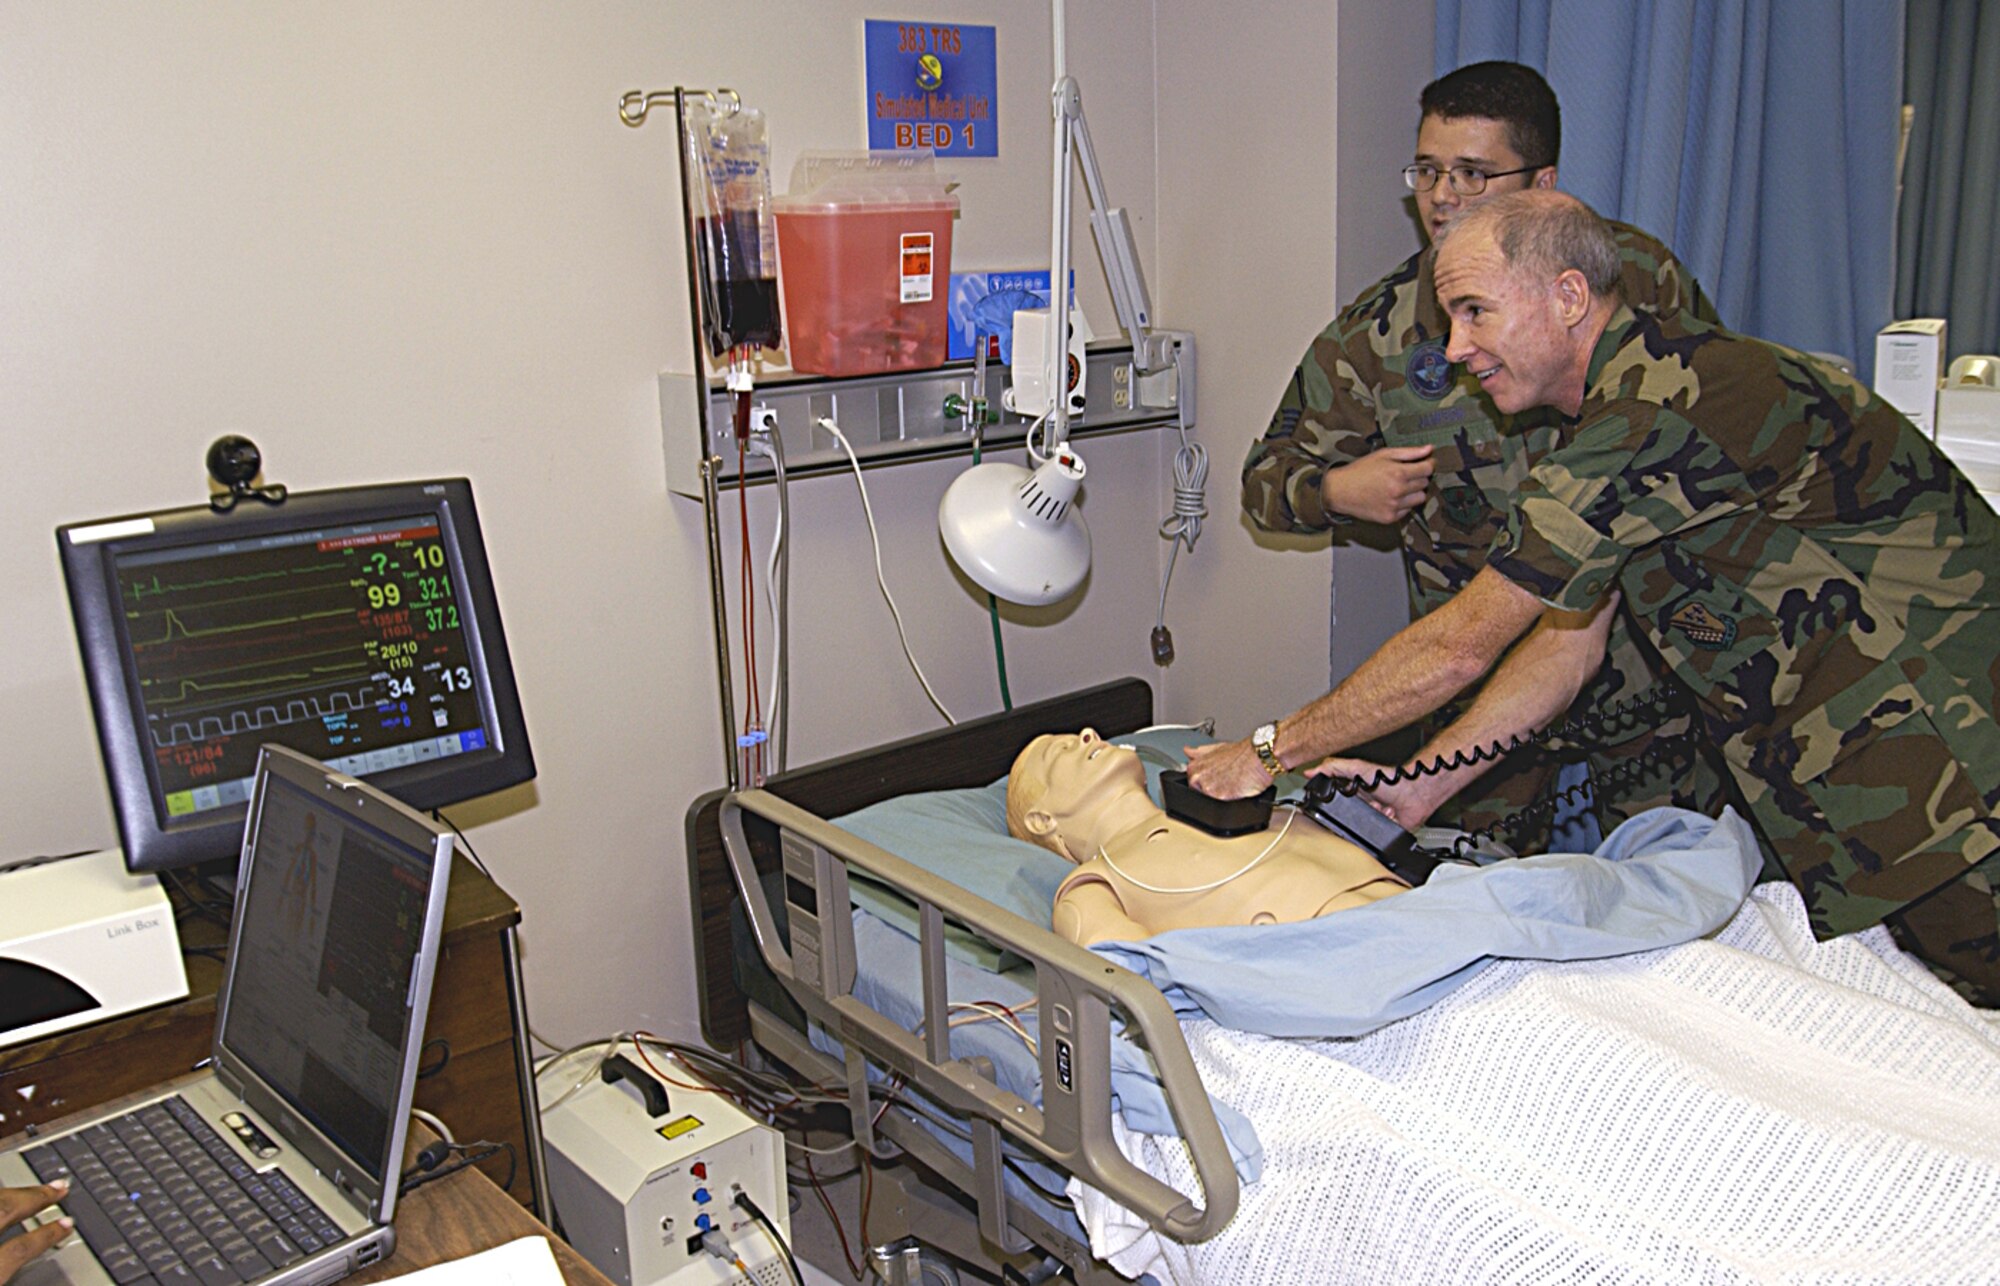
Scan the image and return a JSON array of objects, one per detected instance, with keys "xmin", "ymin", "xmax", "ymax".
[{"xmin": 1252, "ymin": 722, "xmax": 1284, "ymax": 777}]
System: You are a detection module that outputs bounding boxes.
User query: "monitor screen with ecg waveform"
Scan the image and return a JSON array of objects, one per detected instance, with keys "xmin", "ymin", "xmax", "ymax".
[
  {"xmin": 60, "ymin": 479, "xmax": 535, "ymax": 873},
  {"xmin": 121, "ymin": 515, "xmax": 485, "ymax": 820}
]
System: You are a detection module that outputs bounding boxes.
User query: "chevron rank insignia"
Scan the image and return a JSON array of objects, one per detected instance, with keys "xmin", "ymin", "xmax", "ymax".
[{"xmin": 1665, "ymin": 600, "xmax": 1736, "ymax": 650}]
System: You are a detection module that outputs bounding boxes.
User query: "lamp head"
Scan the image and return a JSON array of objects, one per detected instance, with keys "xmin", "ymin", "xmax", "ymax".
[{"xmin": 939, "ymin": 449, "xmax": 1091, "ymax": 606}]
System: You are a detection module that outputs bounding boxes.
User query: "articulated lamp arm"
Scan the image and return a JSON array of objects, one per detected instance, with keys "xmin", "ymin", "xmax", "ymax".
[{"xmin": 1048, "ymin": 73, "xmax": 1196, "ymax": 446}]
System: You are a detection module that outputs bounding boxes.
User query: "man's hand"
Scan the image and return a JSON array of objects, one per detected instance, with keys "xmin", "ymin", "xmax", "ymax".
[
  {"xmin": 1321, "ymin": 445, "xmax": 1435, "ymax": 524},
  {"xmin": 0, "ymin": 1180, "xmax": 72, "ymax": 1284},
  {"xmin": 1182, "ymin": 739, "xmax": 1272, "ymax": 800},
  {"xmin": 1311, "ymin": 758, "xmax": 1442, "ymax": 830}
]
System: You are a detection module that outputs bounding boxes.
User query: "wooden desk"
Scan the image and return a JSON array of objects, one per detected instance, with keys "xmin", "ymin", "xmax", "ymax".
[
  {"xmin": 0, "ymin": 856, "xmax": 545, "ymax": 1213},
  {"xmin": 351, "ymin": 1127, "xmax": 611, "ymax": 1286}
]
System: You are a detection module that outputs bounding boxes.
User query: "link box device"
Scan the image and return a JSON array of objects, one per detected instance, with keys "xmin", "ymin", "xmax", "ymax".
[{"xmin": 0, "ymin": 848, "xmax": 188, "ymax": 1049}]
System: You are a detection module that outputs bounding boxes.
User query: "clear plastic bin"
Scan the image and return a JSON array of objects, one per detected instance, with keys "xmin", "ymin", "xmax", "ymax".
[{"xmin": 775, "ymin": 152, "xmax": 958, "ymax": 377}]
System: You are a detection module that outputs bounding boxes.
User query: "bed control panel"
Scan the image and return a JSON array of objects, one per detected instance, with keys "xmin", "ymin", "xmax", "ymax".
[{"xmin": 779, "ymin": 828, "xmax": 856, "ymax": 998}]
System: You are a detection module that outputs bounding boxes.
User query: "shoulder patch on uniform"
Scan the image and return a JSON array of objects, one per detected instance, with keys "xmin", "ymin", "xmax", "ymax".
[
  {"xmin": 1664, "ymin": 600, "xmax": 1736, "ymax": 650},
  {"xmin": 1407, "ymin": 338, "xmax": 1455, "ymax": 401}
]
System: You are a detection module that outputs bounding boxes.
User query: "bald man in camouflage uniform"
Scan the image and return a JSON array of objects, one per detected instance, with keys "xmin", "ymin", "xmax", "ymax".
[
  {"xmin": 1211, "ymin": 190, "xmax": 2000, "ymax": 1005},
  {"xmin": 1242, "ymin": 62, "xmax": 1731, "ymax": 851}
]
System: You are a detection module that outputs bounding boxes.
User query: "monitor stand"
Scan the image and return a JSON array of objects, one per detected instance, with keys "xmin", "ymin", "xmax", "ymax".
[{"xmin": 0, "ymin": 849, "xmax": 189, "ymax": 1049}]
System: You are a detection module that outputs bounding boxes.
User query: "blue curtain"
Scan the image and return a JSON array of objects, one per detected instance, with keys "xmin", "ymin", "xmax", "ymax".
[
  {"xmin": 1896, "ymin": 0, "xmax": 2000, "ymax": 362},
  {"xmin": 1435, "ymin": 0, "xmax": 1905, "ymax": 380}
]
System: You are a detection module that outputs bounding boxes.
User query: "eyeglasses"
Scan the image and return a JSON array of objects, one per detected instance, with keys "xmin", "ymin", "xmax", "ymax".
[{"xmin": 1402, "ymin": 162, "xmax": 1542, "ymax": 195}]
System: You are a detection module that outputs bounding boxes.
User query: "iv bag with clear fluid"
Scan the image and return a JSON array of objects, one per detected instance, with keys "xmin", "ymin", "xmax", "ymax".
[{"xmin": 683, "ymin": 99, "xmax": 782, "ymax": 356}]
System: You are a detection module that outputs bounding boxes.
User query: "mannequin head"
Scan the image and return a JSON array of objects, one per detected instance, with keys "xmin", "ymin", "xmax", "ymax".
[{"xmin": 1006, "ymin": 729, "xmax": 1155, "ymax": 862}]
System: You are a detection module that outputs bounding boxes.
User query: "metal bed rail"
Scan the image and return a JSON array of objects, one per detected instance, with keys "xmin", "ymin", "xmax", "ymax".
[{"xmin": 717, "ymin": 788, "xmax": 1238, "ymax": 1252}]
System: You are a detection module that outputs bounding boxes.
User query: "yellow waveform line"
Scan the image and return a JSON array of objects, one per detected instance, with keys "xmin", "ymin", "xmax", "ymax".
[{"xmin": 138, "ymin": 646, "xmax": 373, "ymax": 687}]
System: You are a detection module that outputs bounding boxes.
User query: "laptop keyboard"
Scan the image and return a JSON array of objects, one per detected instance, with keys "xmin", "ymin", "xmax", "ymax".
[{"xmin": 24, "ymin": 1095, "xmax": 345, "ymax": 1285}]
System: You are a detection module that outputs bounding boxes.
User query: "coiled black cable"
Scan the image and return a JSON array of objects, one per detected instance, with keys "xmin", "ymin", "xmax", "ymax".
[
  {"xmin": 1316, "ymin": 683, "xmax": 1695, "ymax": 798},
  {"xmin": 1305, "ymin": 682, "xmax": 1704, "ymax": 860},
  {"xmin": 1437, "ymin": 731, "xmax": 1706, "ymax": 859}
]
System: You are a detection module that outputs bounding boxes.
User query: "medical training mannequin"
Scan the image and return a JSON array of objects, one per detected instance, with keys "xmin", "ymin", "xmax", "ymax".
[{"xmin": 1007, "ymin": 729, "xmax": 1408, "ymax": 947}]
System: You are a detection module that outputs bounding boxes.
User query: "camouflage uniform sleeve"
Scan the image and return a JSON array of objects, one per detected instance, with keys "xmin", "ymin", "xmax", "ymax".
[
  {"xmin": 1241, "ymin": 325, "xmax": 1383, "ymax": 533},
  {"xmin": 1487, "ymin": 402, "xmax": 1747, "ymax": 611}
]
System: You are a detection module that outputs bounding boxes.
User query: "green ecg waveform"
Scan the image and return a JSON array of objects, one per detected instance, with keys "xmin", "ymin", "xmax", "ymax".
[
  {"xmin": 141, "ymin": 650, "xmax": 373, "ymax": 707},
  {"xmin": 123, "ymin": 560, "xmax": 353, "ymax": 604},
  {"xmin": 131, "ymin": 604, "xmax": 360, "ymax": 647}
]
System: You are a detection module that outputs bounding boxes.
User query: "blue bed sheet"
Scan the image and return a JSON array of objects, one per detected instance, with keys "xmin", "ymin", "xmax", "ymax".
[
  {"xmin": 825, "ymin": 734, "xmax": 1763, "ymax": 1181},
  {"xmin": 1093, "ymin": 805, "xmax": 1763, "ymax": 1038}
]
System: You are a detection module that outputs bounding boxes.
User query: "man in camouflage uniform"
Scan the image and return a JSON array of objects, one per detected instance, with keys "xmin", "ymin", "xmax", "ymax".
[
  {"xmin": 1242, "ymin": 61, "xmax": 1730, "ymax": 852},
  {"xmin": 1197, "ymin": 190, "xmax": 2000, "ymax": 1005}
]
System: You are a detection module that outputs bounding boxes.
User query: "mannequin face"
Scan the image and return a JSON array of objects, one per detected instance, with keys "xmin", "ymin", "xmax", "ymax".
[{"xmin": 1006, "ymin": 729, "xmax": 1151, "ymax": 861}]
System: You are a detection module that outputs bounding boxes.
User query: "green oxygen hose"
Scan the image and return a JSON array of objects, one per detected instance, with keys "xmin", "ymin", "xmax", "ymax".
[{"xmin": 969, "ymin": 433, "xmax": 1013, "ymax": 711}]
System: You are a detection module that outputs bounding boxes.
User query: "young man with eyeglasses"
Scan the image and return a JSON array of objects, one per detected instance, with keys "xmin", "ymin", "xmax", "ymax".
[{"xmin": 1237, "ymin": 61, "xmax": 1730, "ymax": 854}]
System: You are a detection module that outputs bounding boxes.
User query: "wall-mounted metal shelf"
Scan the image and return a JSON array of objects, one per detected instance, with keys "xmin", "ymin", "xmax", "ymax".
[{"xmin": 660, "ymin": 341, "xmax": 1183, "ymax": 496}]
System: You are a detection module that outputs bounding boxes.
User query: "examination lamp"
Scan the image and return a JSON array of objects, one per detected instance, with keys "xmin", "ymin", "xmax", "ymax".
[
  {"xmin": 938, "ymin": 447, "xmax": 1090, "ymax": 607},
  {"xmin": 939, "ymin": 0, "xmax": 1189, "ymax": 608}
]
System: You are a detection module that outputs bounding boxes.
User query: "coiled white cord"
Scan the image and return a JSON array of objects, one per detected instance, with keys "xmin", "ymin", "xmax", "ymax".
[{"xmin": 1156, "ymin": 433, "xmax": 1208, "ymax": 634}]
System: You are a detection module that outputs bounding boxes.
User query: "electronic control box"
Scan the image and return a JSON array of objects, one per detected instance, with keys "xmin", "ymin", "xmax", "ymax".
[{"xmin": 541, "ymin": 1049, "xmax": 788, "ymax": 1286}]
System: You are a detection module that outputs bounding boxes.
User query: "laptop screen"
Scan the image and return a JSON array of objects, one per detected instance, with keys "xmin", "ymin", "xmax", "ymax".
[{"xmin": 217, "ymin": 768, "xmax": 442, "ymax": 1183}]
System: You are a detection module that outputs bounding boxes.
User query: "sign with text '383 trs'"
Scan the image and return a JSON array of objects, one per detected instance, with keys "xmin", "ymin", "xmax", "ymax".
[{"xmin": 865, "ymin": 19, "xmax": 997, "ymax": 157}]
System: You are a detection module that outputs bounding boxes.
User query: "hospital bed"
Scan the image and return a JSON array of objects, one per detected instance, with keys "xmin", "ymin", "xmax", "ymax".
[
  {"xmin": 686, "ymin": 678, "xmax": 2000, "ymax": 1284},
  {"xmin": 687, "ymin": 679, "xmax": 1207, "ymax": 1282}
]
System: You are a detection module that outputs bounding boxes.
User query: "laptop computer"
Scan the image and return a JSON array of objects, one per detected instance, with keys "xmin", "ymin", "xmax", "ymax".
[{"xmin": 0, "ymin": 744, "xmax": 454, "ymax": 1286}]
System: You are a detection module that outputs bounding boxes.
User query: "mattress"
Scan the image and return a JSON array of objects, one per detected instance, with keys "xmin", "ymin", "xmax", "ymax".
[{"xmin": 1072, "ymin": 880, "xmax": 2000, "ymax": 1284}]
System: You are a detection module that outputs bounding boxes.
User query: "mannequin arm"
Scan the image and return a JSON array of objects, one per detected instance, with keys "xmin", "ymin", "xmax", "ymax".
[{"xmin": 1053, "ymin": 875, "xmax": 1152, "ymax": 948}]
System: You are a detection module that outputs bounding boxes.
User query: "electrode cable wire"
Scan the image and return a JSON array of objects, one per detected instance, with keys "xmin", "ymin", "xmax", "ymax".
[{"xmin": 1095, "ymin": 805, "xmax": 1298, "ymax": 895}]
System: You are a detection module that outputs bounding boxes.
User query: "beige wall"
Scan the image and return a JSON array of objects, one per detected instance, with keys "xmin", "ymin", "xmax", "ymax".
[
  {"xmin": 1152, "ymin": 0, "xmax": 1343, "ymax": 731},
  {"xmin": 1157, "ymin": 0, "xmax": 1435, "ymax": 719},
  {"xmin": 0, "ymin": 1, "xmax": 1427, "ymax": 1049}
]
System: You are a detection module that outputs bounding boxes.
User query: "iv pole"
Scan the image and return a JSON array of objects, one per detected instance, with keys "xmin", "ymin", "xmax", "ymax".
[{"xmin": 620, "ymin": 86, "xmax": 748, "ymax": 792}]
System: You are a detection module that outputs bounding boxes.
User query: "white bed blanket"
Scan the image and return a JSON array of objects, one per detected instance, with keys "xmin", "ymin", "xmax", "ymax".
[{"xmin": 1071, "ymin": 881, "xmax": 2000, "ymax": 1285}]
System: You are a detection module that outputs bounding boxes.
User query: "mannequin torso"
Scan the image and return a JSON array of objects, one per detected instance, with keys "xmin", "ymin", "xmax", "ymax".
[{"xmin": 1008, "ymin": 730, "xmax": 1407, "ymax": 947}]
